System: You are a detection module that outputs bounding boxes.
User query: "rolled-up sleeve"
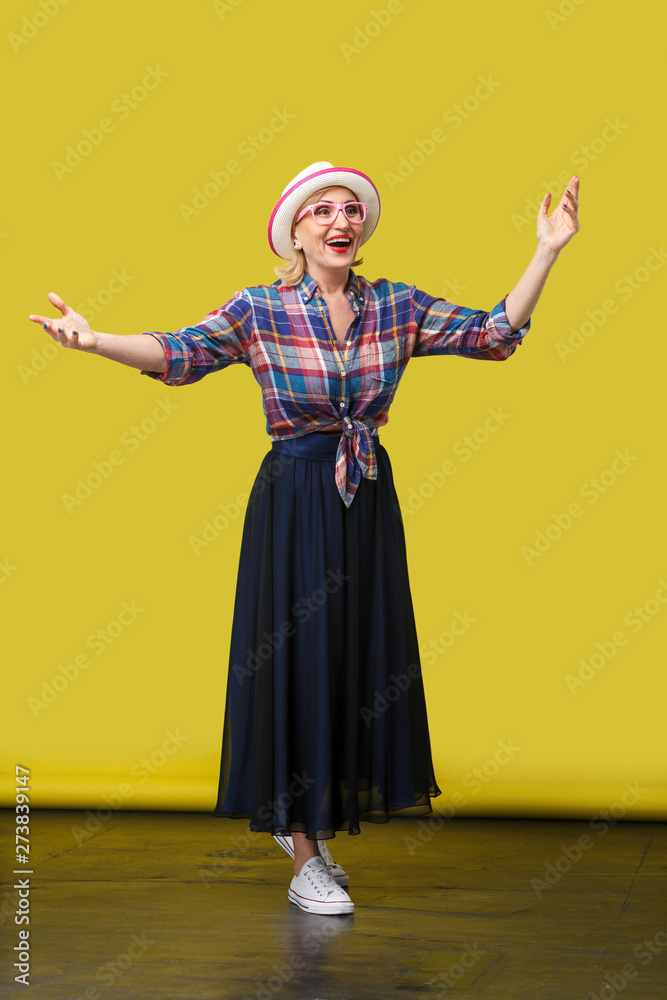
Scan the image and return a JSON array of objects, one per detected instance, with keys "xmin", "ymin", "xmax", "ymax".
[
  {"xmin": 411, "ymin": 287, "xmax": 531, "ymax": 361},
  {"xmin": 140, "ymin": 290, "xmax": 254, "ymax": 385}
]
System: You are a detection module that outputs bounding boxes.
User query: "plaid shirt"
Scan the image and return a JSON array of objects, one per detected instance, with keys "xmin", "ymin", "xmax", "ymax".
[{"xmin": 140, "ymin": 269, "xmax": 531, "ymax": 507}]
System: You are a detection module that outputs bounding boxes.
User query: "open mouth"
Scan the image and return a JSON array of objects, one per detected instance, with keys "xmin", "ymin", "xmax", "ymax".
[{"xmin": 325, "ymin": 236, "xmax": 353, "ymax": 254}]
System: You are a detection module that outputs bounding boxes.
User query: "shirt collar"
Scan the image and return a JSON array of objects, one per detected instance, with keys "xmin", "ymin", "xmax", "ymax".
[{"xmin": 296, "ymin": 269, "xmax": 363, "ymax": 305}]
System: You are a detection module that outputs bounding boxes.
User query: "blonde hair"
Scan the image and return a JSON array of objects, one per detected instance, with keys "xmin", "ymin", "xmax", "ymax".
[{"xmin": 274, "ymin": 185, "xmax": 364, "ymax": 286}]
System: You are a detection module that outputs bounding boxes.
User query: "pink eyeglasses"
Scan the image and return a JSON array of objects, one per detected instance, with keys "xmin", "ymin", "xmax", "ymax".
[{"xmin": 295, "ymin": 201, "xmax": 368, "ymax": 226}]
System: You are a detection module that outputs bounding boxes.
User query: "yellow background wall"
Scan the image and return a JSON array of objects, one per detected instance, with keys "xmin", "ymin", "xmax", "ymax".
[{"xmin": 3, "ymin": 0, "xmax": 665, "ymax": 821}]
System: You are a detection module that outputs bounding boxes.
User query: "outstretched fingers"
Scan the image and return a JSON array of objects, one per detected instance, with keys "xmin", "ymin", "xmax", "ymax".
[
  {"xmin": 27, "ymin": 313, "xmax": 77, "ymax": 345},
  {"xmin": 561, "ymin": 176, "xmax": 580, "ymax": 208},
  {"xmin": 46, "ymin": 291, "xmax": 70, "ymax": 315},
  {"xmin": 28, "ymin": 293, "xmax": 78, "ymax": 344},
  {"xmin": 537, "ymin": 191, "xmax": 553, "ymax": 219},
  {"xmin": 539, "ymin": 176, "xmax": 580, "ymax": 219}
]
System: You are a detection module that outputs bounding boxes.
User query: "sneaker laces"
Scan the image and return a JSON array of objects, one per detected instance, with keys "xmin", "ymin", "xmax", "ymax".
[
  {"xmin": 317, "ymin": 839, "xmax": 335, "ymax": 867},
  {"xmin": 302, "ymin": 860, "xmax": 342, "ymax": 897}
]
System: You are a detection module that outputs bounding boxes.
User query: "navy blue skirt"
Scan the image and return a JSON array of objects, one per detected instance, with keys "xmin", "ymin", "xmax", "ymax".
[{"xmin": 211, "ymin": 430, "xmax": 442, "ymax": 841}]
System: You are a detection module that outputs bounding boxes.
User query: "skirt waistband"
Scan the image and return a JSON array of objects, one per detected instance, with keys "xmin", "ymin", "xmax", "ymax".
[{"xmin": 271, "ymin": 429, "xmax": 380, "ymax": 462}]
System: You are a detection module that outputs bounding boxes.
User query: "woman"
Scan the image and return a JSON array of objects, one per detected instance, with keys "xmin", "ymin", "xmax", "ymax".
[{"xmin": 28, "ymin": 160, "xmax": 581, "ymax": 917}]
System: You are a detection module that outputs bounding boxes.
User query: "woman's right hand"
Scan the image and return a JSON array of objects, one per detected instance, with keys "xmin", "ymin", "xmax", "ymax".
[{"xmin": 28, "ymin": 292, "xmax": 97, "ymax": 352}]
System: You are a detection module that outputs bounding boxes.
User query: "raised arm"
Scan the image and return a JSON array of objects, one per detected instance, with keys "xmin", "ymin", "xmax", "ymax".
[
  {"xmin": 411, "ymin": 175, "xmax": 581, "ymax": 361},
  {"xmin": 504, "ymin": 175, "xmax": 581, "ymax": 330},
  {"xmin": 28, "ymin": 292, "xmax": 168, "ymax": 372}
]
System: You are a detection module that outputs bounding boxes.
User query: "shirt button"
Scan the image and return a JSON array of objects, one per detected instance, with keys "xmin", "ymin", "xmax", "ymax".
[
  {"xmin": 346, "ymin": 340, "xmax": 351, "ymax": 346},
  {"xmin": 339, "ymin": 402, "xmax": 344, "ymax": 408},
  {"xmin": 341, "ymin": 371, "xmax": 346, "ymax": 376}
]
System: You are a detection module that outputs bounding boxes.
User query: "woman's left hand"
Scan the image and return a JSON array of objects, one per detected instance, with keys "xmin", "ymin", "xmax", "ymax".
[{"xmin": 536, "ymin": 175, "xmax": 581, "ymax": 252}]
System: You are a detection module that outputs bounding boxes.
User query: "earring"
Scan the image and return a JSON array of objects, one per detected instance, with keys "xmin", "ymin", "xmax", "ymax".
[{"xmin": 294, "ymin": 241, "xmax": 301, "ymax": 249}]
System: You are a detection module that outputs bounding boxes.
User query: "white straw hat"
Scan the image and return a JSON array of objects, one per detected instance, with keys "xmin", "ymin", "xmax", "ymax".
[{"xmin": 267, "ymin": 161, "xmax": 381, "ymax": 260}]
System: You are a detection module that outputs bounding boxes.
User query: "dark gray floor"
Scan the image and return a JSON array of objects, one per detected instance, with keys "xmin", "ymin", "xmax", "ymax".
[{"xmin": 0, "ymin": 809, "xmax": 665, "ymax": 999}]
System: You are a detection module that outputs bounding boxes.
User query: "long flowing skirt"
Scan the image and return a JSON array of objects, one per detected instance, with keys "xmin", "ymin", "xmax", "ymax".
[{"xmin": 211, "ymin": 430, "xmax": 442, "ymax": 840}]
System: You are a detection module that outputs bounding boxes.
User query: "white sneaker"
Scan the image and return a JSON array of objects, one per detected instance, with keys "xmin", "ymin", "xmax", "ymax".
[
  {"xmin": 316, "ymin": 837, "xmax": 350, "ymax": 887},
  {"xmin": 272, "ymin": 834, "xmax": 349, "ymax": 886},
  {"xmin": 288, "ymin": 856, "xmax": 354, "ymax": 915}
]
